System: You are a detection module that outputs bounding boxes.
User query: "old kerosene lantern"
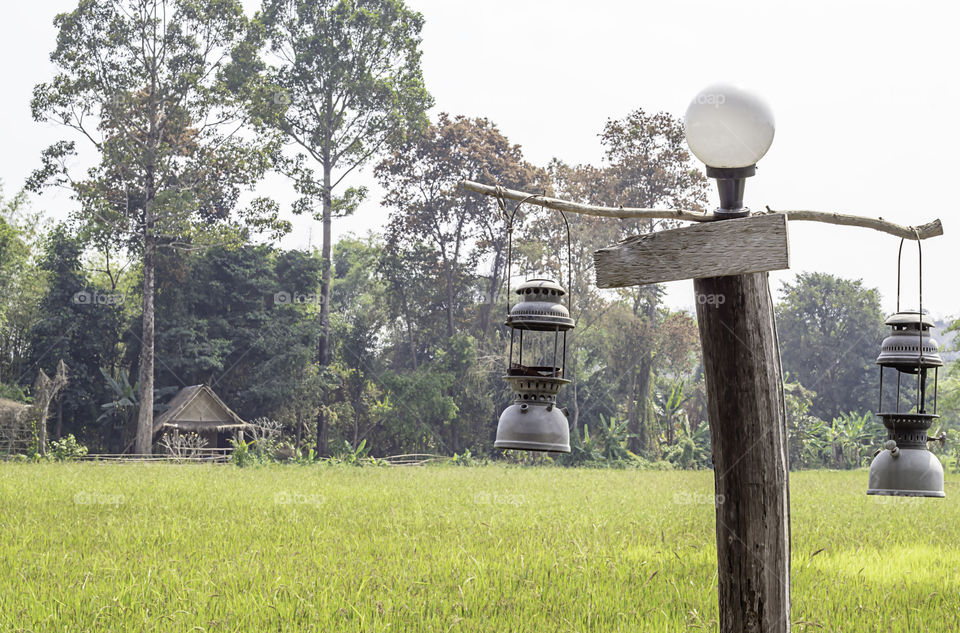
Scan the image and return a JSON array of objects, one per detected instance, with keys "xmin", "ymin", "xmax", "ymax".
[
  {"xmin": 868, "ymin": 240, "xmax": 945, "ymax": 497},
  {"xmin": 494, "ymin": 195, "xmax": 575, "ymax": 453}
]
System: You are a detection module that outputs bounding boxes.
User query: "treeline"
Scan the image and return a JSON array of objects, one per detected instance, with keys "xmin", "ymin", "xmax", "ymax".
[
  {"xmin": 1, "ymin": 0, "xmax": 958, "ymax": 468},
  {"xmin": 3, "ymin": 155, "xmax": 959, "ymax": 468}
]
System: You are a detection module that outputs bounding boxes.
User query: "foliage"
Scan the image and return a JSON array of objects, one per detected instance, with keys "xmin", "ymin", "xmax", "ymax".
[
  {"xmin": 27, "ymin": 227, "xmax": 124, "ymax": 450},
  {"xmin": 158, "ymin": 430, "xmax": 208, "ymax": 461},
  {"xmin": 48, "ymin": 434, "xmax": 88, "ymax": 461},
  {"xmin": 559, "ymin": 416, "xmax": 642, "ymax": 467},
  {"xmin": 228, "ymin": 435, "xmax": 253, "ymax": 468},
  {"xmin": 776, "ymin": 272, "xmax": 886, "ymax": 422},
  {"xmin": 0, "ymin": 187, "xmax": 47, "ymax": 389}
]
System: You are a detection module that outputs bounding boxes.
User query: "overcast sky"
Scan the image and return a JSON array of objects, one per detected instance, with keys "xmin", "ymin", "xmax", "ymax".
[{"xmin": 2, "ymin": 0, "xmax": 957, "ymax": 321}]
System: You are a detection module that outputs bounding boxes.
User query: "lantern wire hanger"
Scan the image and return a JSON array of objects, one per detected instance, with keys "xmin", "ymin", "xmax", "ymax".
[
  {"xmin": 893, "ymin": 231, "xmax": 928, "ymax": 415},
  {"xmin": 495, "ymin": 187, "xmax": 573, "ymax": 319},
  {"xmin": 886, "ymin": 231, "xmax": 945, "ymax": 447}
]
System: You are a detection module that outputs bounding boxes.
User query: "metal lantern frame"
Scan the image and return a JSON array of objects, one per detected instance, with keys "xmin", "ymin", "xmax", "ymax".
[
  {"xmin": 876, "ymin": 238, "xmax": 940, "ymax": 419},
  {"xmin": 493, "ymin": 192, "xmax": 575, "ymax": 453},
  {"xmin": 502, "ymin": 194, "xmax": 574, "ymax": 383},
  {"xmin": 868, "ymin": 236, "xmax": 946, "ymax": 497}
]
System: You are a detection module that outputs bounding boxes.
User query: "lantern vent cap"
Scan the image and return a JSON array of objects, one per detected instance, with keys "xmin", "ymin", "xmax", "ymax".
[
  {"xmin": 885, "ymin": 310, "xmax": 935, "ymax": 329},
  {"xmin": 877, "ymin": 310, "xmax": 943, "ymax": 368},
  {"xmin": 514, "ymin": 278, "xmax": 567, "ymax": 297},
  {"xmin": 506, "ymin": 278, "xmax": 574, "ymax": 331}
]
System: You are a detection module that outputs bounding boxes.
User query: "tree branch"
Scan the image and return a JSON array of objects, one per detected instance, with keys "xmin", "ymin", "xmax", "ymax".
[{"xmin": 461, "ymin": 180, "xmax": 944, "ymax": 241}]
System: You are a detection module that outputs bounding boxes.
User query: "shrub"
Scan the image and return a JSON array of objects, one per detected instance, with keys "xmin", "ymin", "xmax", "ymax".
[{"xmin": 49, "ymin": 435, "xmax": 88, "ymax": 461}]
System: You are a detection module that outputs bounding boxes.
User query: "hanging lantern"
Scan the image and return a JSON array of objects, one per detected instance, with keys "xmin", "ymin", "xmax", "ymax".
[
  {"xmin": 495, "ymin": 279, "xmax": 574, "ymax": 452},
  {"xmin": 868, "ymin": 241, "xmax": 945, "ymax": 497},
  {"xmin": 494, "ymin": 195, "xmax": 574, "ymax": 453}
]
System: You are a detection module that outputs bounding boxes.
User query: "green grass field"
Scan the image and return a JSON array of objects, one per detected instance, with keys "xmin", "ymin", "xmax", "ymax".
[{"xmin": 0, "ymin": 464, "xmax": 957, "ymax": 632}]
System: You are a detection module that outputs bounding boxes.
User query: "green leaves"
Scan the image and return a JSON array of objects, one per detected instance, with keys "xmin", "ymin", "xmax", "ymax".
[
  {"xmin": 259, "ymin": 0, "xmax": 433, "ymax": 177},
  {"xmin": 33, "ymin": 0, "xmax": 284, "ymax": 250},
  {"xmin": 776, "ymin": 272, "xmax": 886, "ymax": 422}
]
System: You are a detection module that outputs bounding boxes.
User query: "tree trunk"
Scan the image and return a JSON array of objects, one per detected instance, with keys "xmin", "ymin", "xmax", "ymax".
[
  {"xmin": 567, "ymin": 329, "xmax": 580, "ymax": 437},
  {"xmin": 55, "ymin": 398, "xmax": 63, "ymax": 440},
  {"xmin": 694, "ymin": 273, "xmax": 790, "ymax": 633},
  {"xmin": 630, "ymin": 353, "xmax": 653, "ymax": 454},
  {"xmin": 479, "ymin": 243, "xmax": 504, "ymax": 341},
  {"xmin": 444, "ymin": 264, "xmax": 455, "ymax": 339},
  {"xmin": 37, "ymin": 409, "xmax": 47, "ymax": 457},
  {"xmin": 315, "ymin": 163, "xmax": 333, "ymax": 458},
  {"xmin": 629, "ymin": 292, "xmax": 657, "ymax": 454},
  {"xmin": 135, "ymin": 220, "xmax": 156, "ymax": 455}
]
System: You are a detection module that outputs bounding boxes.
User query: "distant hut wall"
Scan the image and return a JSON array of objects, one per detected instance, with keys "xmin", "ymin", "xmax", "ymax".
[
  {"xmin": 0, "ymin": 399, "xmax": 34, "ymax": 454},
  {"xmin": 178, "ymin": 393, "xmax": 230, "ymax": 425}
]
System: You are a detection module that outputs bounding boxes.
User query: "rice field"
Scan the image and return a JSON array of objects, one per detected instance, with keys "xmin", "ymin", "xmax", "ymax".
[{"xmin": 0, "ymin": 463, "xmax": 957, "ymax": 632}]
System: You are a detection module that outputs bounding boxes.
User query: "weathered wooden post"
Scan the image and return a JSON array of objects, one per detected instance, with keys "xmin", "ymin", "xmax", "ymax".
[{"xmin": 695, "ymin": 272, "xmax": 790, "ymax": 632}]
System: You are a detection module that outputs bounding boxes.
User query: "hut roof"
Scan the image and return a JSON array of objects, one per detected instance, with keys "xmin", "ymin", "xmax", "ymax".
[{"xmin": 153, "ymin": 385, "xmax": 248, "ymax": 435}]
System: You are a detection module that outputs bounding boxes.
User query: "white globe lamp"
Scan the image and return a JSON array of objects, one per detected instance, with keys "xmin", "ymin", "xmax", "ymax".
[{"xmin": 685, "ymin": 83, "xmax": 775, "ymax": 217}]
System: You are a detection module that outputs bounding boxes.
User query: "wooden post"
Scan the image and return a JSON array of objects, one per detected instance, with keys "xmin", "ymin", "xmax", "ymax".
[{"xmin": 694, "ymin": 272, "xmax": 790, "ymax": 633}]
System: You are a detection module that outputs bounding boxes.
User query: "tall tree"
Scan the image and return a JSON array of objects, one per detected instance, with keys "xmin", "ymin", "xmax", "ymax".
[
  {"xmin": 776, "ymin": 272, "xmax": 886, "ymax": 421},
  {"xmin": 376, "ymin": 115, "xmax": 541, "ymax": 452},
  {"xmin": 258, "ymin": 0, "xmax": 432, "ymax": 456},
  {"xmin": 30, "ymin": 0, "xmax": 283, "ymax": 453},
  {"xmin": 377, "ymin": 114, "xmax": 541, "ymax": 343}
]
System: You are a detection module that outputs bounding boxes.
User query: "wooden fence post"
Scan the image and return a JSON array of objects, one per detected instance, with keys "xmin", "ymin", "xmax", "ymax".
[{"xmin": 694, "ymin": 272, "xmax": 791, "ymax": 633}]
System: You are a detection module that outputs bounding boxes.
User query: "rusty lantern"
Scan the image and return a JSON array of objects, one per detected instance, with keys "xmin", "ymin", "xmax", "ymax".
[
  {"xmin": 868, "ymin": 240, "xmax": 945, "ymax": 497},
  {"xmin": 494, "ymin": 196, "xmax": 574, "ymax": 453}
]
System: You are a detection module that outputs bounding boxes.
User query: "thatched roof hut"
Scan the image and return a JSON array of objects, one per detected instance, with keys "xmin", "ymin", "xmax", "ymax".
[{"xmin": 153, "ymin": 385, "xmax": 249, "ymax": 449}]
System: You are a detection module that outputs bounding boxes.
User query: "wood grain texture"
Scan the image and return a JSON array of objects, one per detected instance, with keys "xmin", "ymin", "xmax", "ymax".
[
  {"xmin": 695, "ymin": 273, "xmax": 791, "ymax": 633},
  {"xmin": 594, "ymin": 214, "xmax": 790, "ymax": 287},
  {"xmin": 461, "ymin": 179, "xmax": 944, "ymax": 240}
]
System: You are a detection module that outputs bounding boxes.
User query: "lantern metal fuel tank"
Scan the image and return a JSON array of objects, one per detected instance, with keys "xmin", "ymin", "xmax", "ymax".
[{"xmin": 868, "ymin": 240, "xmax": 945, "ymax": 497}]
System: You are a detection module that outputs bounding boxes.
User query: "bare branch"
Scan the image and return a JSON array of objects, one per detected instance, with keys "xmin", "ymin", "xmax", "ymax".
[{"xmin": 461, "ymin": 180, "xmax": 944, "ymax": 241}]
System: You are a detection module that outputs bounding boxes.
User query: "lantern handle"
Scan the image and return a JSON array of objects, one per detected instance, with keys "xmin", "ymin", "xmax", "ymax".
[
  {"xmin": 897, "ymin": 229, "xmax": 926, "ymax": 413},
  {"xmin": 498, "ymin": 189, "xmax": 540, "ymax": 317},
  {"xmin": 497, "ymin": 190, "xmax": 574, "ymax": 316},
  {"xmin": 895, "ymin": 231, "xmax": 923, "ymax": 316},
  {"xmin": 558, "ymin": 209, "xmax": 573, "ymax": 314}
]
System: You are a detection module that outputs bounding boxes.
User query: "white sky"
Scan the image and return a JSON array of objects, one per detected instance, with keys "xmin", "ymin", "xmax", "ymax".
[{"xmin": 2, "ymin": 0, "xmax": 957, "ymax": 320}]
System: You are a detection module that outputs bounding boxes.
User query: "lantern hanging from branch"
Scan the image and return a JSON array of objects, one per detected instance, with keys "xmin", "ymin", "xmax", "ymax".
[
  {"xmin": 868, "ymin": 239, "xmax": 946, "ymax": 497},
  {"xmin": 494, "ymin": 195, "xmax": 575, "ymax": 453}
]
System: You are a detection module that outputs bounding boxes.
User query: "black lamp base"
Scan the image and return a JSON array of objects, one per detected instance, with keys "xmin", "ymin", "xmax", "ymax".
[{"xmin": 707, "ymin": 165, "xmax": 756, "ymax": 218}]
